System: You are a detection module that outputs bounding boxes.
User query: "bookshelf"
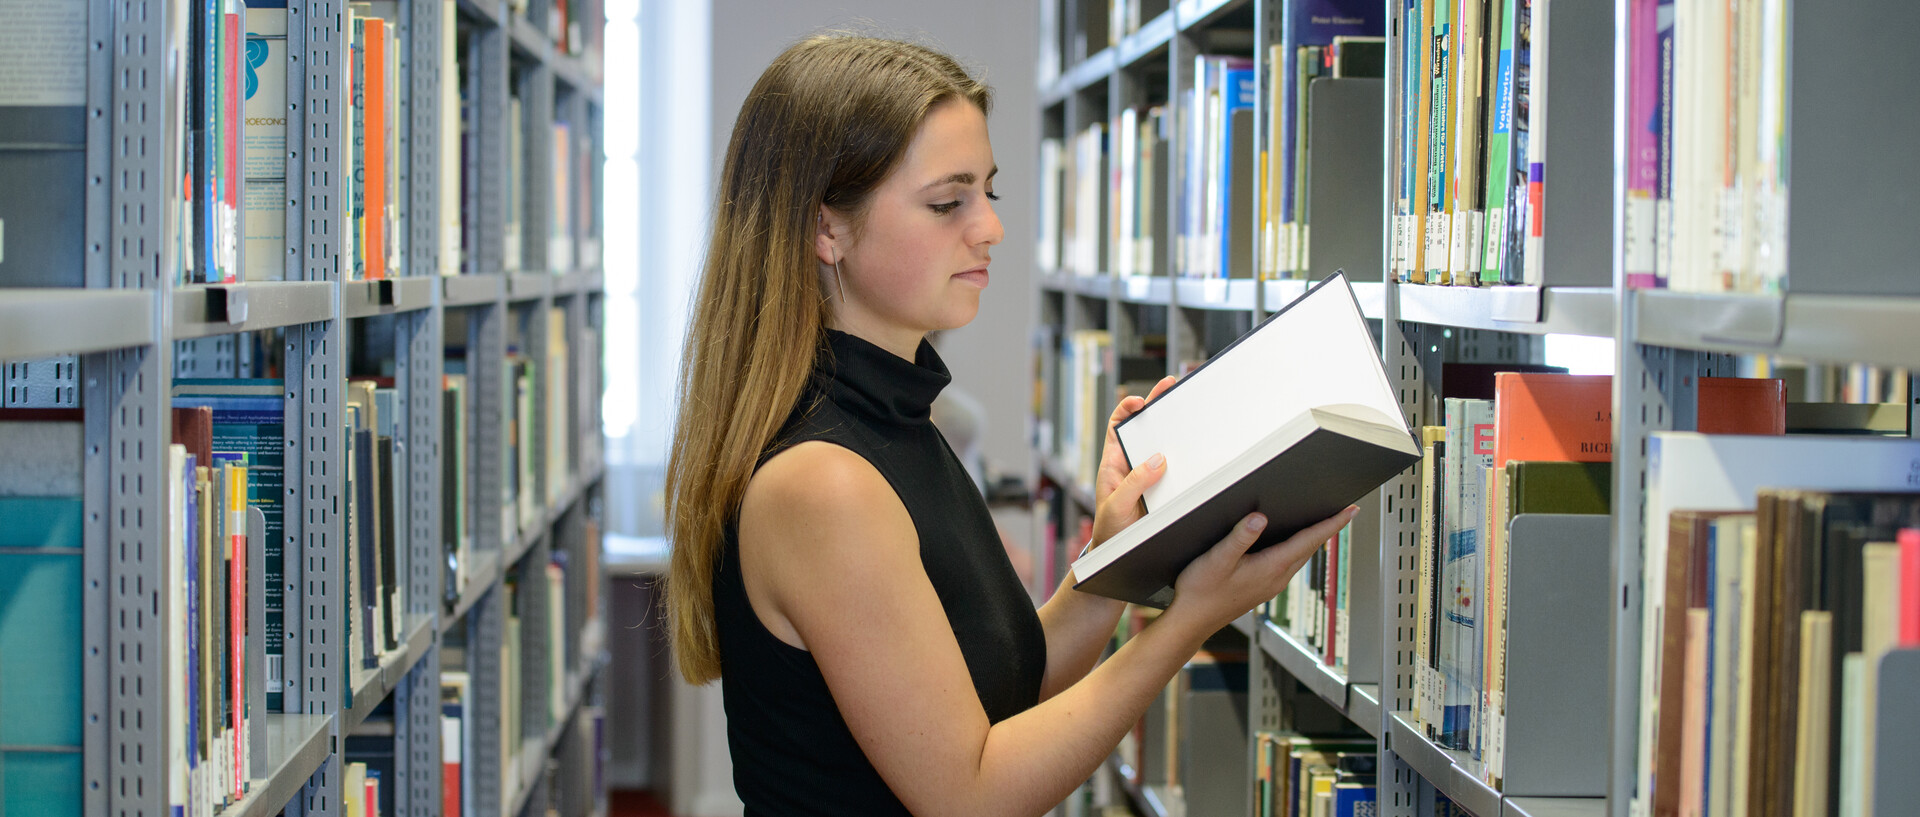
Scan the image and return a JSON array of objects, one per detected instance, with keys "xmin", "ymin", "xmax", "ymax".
[
  {"xmin": 1035, "ymin": 1, "xmax": 1920, "ymax": 816},
  {"xmin": 0, "ymin": 0, "xmax": 608, "ymax": 812}
]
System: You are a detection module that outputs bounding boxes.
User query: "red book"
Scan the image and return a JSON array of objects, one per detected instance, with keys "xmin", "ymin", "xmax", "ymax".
[
  {"xmin": 172, "ymin": 406, "xmax": 214, "ymax": 465},
  {"xmin": 1696, "ymin": 377, "xmax": 1786, "ymax": 435},
  {"xmin": 1901, "ymin": 528, "xmax": 1920, "ymax": 647},
  {"xmin": 1492, "ymin": 373, "xmax": 1613, "ymax": 468},
  {"xmin": 223, "ymin": 7, "xmax": 240, "ymax": 281},
  {"xmin": 227, "ymin": 463, "xmax": 247, "ymax": 800},
  {"xmin": 1324, "ymin": 535, "xmax": 1339, "ymax": 666},
  {"xmin": 363, "ymin": 18, "xmax": 388, "ymax": 280}
]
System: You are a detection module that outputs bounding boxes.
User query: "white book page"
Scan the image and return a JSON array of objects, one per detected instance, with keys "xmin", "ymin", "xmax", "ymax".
[{"xmin": 1118, "ymin": 275, "xmax": 1401, "ymax": 510}]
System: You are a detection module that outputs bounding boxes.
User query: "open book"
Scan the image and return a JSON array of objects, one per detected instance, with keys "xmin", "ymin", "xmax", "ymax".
[{"xmin": 1071, "ymin": 274, "xmax": 1419, "ymax": 607}]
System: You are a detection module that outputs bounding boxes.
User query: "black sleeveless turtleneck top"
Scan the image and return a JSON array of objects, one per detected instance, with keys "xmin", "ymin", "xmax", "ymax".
[{"xmin": 714, "ymin": 330, "xmax": 1049, "ymax": 815}]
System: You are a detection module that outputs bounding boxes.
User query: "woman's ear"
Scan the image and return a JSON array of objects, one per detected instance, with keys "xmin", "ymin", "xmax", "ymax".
[{"xmin": 814, "ymin": 206, "xmax": 846, "ymax": 266}]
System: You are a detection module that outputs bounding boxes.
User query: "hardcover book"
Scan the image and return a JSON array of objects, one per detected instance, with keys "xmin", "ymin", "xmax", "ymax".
[{"xmin": 1071, "ymin": 274, "xmax": 1418, "ymax": 607}]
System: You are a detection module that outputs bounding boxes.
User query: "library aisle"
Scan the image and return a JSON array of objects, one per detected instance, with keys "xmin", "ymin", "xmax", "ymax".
[
  {"xmin": 1031, "ymin": 0, "xmax": 1920, "ymax": 816},
  {"xmin": 0, "ymin": 0, "xmax": 612, "ymax": 813}
]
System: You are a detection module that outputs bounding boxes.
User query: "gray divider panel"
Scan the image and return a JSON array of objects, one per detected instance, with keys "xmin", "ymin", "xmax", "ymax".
[
  {"xmin": 1303, "ymin": 78, "xmax": 1382, "ymax": 283},
  {"xmin": 1503, "ymin": 513, "xmax": 1610, "ymax": 797},
  {"xmin": 1872, "ymin": 649, "xmax": 1920, "ymax": 814},
  {"xmin": 1784, "ymin": 0, "xmax": 1920, "ymax": 296},
  {"xmin": 1537, "ymin": 0, "xmax": 1612, "ymax": 287},
  {"xmin": 1348, "ymin": 487, "xmax": 1383, "ymax": 687}
]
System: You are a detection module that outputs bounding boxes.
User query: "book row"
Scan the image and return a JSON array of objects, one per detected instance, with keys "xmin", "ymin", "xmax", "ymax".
[
  {"xmin": 1633, "ymin": 433, "xmax": 1920, "ymax": 817},
  {"xmin": 1391, "ymin": 0, "xmax": 1537, "ymax": 286},
  {"xmin": 1402, "ymin": 371, "xmax": 1784, "ymax": 784},
  {"xmin": 1039, "ymin": 1, "xmax": 1386, "ymax": 282},
  {"xmin": 437, "ymin": 672, "xmax": 605, "ymax": 817},
  {"xmin": 1390, "ymin": 0, "xmax": 1792, "ymax": 293},
  {"xmin": 0, "ymin": 0, "xmax": 602, "ymax": 288}
]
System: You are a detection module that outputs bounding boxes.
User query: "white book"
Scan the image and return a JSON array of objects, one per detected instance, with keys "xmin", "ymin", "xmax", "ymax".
[
  {"xmin": 1725, "ymin": 516, "xmax": 1759, "ymax": 817},
  {"xmin": 1837, "ymin": 654, "xmax": 1866, "ymax": 817},
  {"xmin": 1704, "ymin": 515, "xmax": 1746, "ymax": 817},
  {"xmin": 1631, "ymin": 432, "xmax": 1920, "ymax": 813},
  {"xmin": 1071, "ymin": 274, "xmax": 1417, "ymax": 607},
  {"xmin": 1038, "ymin": 137, "xmax": 1063, "ymax": 270},
  {"xmin": 440, "ymin": 0, "xmax": 461, "ymax": 274},
  {"xmin": 1521, "ymin": 0, "xmax": 1549, "ymax": 286},
  {"xmin": 1792, "ymin": 611, "xmax": 1833, "ymax": 817},
  {"xmin": 169, "ymin": 444, "xmax": 191, "ymax": 815}
]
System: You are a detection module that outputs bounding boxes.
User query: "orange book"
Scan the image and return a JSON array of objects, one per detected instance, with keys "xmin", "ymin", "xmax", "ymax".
[
  {"xmin": 363, "ymin": 18, "xmax": 388, "ymax": 280},
  {"xmin": 1492, "ymin": 373, "xmax": 1613, "ymax": 468},
  {"xmin": 1696, "ymin": 377, "xmax": 1785, "ymax": 435}
]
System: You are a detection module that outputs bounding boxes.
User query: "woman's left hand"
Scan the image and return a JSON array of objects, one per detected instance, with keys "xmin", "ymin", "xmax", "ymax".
[{"xmin": 1086, "ymin": 375, "xmax": 1178, "ymax": 551}]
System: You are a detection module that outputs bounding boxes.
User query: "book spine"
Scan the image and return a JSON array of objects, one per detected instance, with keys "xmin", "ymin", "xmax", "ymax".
[
  {"xmin": 1424, "ymin": 0, "xmax": 1453, "ymax": 283},
  {"xmin": 1409, "ymin": 0, "xmax": 1433, "ymax": 284},
  {"xmin": 363, "ymin": 18, "xmax": 387, "ymax": 280},
  {"xmin": 1681, "ymin": 608, "xmax": 1711, "ymax": 817},
  {"xmin": 1396, "ymin": 0, "xmax": 1419, "ymax": 282},
  {"xmin": 1901, "ymin": 529, "xmax": 1920, "ymax": 647},
  {"xmin": 1655, "ymin": 0, "xmax": 1676, "ymax": 288},
  {"xmin": 1522, "ymin": 0, "xmax": 1548, "ymax": 286},
  {"xmin": 1626, "ymin": 0, "xmax": 1661, "ymax": 288},
  {"xmin": 1479, "ymin": 0, "xmax": 1516, "ymax": 283}
]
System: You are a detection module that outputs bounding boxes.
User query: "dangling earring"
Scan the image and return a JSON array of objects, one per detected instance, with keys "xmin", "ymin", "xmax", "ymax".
[{"xmin": 832, "ymin": 257, "xmax": 848, "ymax": 302}]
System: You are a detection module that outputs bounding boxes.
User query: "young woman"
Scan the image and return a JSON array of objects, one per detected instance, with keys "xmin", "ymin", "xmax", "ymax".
[{"xmin": 665, "ymin": 34, "xmax": 1357, "ymax": 816}]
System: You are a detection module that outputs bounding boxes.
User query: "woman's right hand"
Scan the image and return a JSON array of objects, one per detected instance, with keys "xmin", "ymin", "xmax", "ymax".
[{"xmin": 1158, "ymin": 506, "xmax": 1360, "ymax": 638}]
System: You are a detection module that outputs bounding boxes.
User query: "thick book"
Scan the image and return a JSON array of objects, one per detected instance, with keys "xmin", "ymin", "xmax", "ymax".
[
  {"xmin": 1695, "ymin": 377, "xmax": 1785, "ymax": 436},
  {"xmin": 1071, "ymin": 274, "xmax": 1417, "ymax": 607},
  {"xmin": 1491, "ymin": 373, "xmax": 1611, "ymax": 467}
]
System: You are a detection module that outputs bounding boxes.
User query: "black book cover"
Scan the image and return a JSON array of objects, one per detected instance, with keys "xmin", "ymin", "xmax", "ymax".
[
  {"xmin": 1077, "ymin": 274, "xmax": 1417, "ymax": 607},
  {"xmin": 1074, "ymin": 412, "xmax": 1417, "ymax": 607},
  {"xmin": 355, "ymin": 427, "xmax": 379, "ymax": 669},
  {"xmin": 377, "ymin": 436, "xmax": 399, "ymax": 652}
]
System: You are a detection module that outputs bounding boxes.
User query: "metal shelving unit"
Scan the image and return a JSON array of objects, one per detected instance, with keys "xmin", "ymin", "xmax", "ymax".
[
  {"xmin": 1034, "ymin": 0, "xmax": 1920, "ymax": 816},
  {"xmin": 0, "ymin": 0, "xmax": 608, "ymax": 810}
]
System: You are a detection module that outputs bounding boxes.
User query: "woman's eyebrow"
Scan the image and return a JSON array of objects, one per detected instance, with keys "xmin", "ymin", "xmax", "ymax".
[{"xmin": 920, "ymin": 166, "xmax": 999, "ymax": 191}]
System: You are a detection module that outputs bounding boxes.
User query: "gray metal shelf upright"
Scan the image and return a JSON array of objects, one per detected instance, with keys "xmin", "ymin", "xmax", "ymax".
[{"xmin": 0, "ymin": 0, "xmax": 608, "ymax": 810}]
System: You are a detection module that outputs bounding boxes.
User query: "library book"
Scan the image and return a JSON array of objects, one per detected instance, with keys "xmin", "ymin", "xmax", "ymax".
[{"xmin": 1072, "ymin": 274, "xmax": 1420, "ymax": 607}]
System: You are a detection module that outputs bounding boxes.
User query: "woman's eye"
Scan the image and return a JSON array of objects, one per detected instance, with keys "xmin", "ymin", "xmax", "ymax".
[
  {"xmin": 985, "ymin": 191, "xmax": 1000, "ymax": 202},
  {"xmin": 930, "ymin": 201, "xmax": 962, "ymax": 215}
]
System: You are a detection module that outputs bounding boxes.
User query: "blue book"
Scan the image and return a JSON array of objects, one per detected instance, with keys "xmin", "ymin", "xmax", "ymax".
[
  {"xmin": 0, "ymin": 497, "xmax": 84, "ymax": 817},
  {"xmin": 1334, "ymin": 782, "xmax": 1378, "ymax": 817},
  {"xmin": 1218, "ymin": 64, "xmax": 1258, "ymax": 277},
  {"xmin": 173, "ymin": 379, "xmax": 287, "ymax": 711}
]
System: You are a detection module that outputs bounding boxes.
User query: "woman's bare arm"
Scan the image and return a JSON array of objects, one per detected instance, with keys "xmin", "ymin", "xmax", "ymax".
[{"xmin": 739, "ymin": 439, "xmax": 1352, "ymax": 817}]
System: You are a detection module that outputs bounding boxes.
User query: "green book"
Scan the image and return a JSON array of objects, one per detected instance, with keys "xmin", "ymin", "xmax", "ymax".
[
  {"xmin": 1480, "ymin": 0, "xmax": 1519, "ymax": 283},
  {"xmin": 1506, "ymin": 460, "xmax": 1612, "ymax": 515}
]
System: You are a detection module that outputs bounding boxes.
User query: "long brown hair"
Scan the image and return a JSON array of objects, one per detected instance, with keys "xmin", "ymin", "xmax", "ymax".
[{"xmin": 666, "ymin": 34, "xmax": 992, "ymax": 683}]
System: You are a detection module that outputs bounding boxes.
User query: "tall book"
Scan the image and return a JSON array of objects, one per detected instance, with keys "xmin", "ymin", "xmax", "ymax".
[
  {"xmin": 1439, "ymin": 397, "xmax": 1491, "ymax": 750},
  {"xmin": 1424, "ymin": 0, "xmax": 1456, "ymax": 282},
  {"xmin": 1623, "ymin": 0, "xmax": 1660, "ymax": 288},
  {"xmin": 173, "ymin": 380, "xmax": 287, "ymax": 711},
  {"xmin": 1479, "ymin": 0, "xmax": 1521, "ymax": 283},
  {"xmin": 242, "ymin": 0, "xmax": 289, "ymax": 280},
  {"xmin": 1072, "ymin": 274, "xmax": 1418, "ymax": 606}
]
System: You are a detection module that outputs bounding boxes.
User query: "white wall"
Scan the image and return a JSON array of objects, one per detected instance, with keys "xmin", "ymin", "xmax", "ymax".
[{"xmin": 707, "ymin": 0, "xmax": 1042, "ymax": 481}]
